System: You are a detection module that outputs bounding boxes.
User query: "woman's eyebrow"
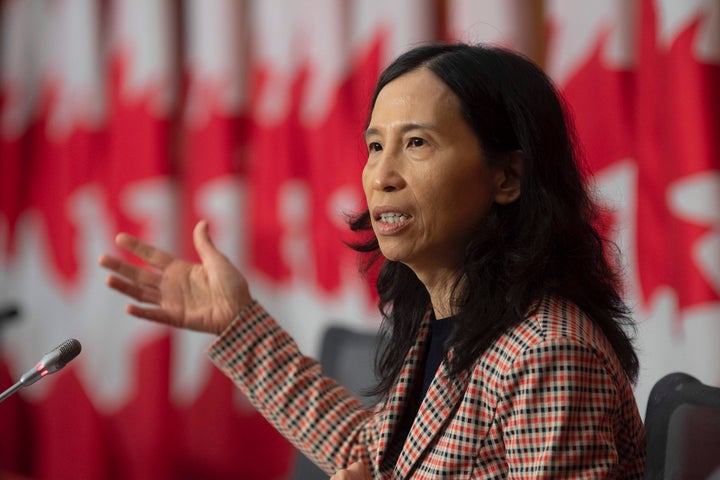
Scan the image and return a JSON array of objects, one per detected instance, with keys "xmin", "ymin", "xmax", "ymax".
[
  {"xmin": 363, "ymin": 122, "xmax": 440, "ymax": 141},
  {"xmin": 363, "ymin": 127, "xmax": 380, "ymax": 141}
]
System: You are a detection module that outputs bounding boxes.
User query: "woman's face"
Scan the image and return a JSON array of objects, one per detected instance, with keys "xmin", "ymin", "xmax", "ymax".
[{"xmin": 362, "ymin": 68, "xmax": 503, "ymax": 275}]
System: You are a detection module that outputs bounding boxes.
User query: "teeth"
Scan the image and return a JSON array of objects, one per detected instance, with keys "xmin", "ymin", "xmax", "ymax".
[{"xmin": 379, "ymin": 213, "xmax": 408, "ymax": 224}]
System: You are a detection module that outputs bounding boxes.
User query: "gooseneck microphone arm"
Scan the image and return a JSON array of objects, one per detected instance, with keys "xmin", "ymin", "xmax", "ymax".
[
  {"xmin": 0, "ymin": 338, "xmax": 82, "ymax": 403},
  {"xmin": 0, "ymin": 380, "xmax": 23, "ymax": 402}
]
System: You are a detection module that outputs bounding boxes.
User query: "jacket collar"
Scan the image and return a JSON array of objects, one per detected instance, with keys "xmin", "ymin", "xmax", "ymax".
[{"xmin": 375, "ymin": 309, "xmax": 471, "ymax": 477}]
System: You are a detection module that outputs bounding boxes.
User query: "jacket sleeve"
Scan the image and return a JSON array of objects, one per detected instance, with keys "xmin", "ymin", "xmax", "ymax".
[
  {"xmin": 207, "ymin": 300, "xmax": 378, "ymax": 476},
  {"xmin": 496, "ymin": 336, "xmax": 644, "ymax": 479}
]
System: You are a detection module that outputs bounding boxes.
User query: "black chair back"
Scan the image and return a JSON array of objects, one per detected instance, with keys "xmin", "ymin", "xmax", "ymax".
[
  {"xmin": 291, "ymin": 324, "xmax": 380, "ymax": 479},
  {"xmin": 645, "ymin": 372, "xmax": 720, "ymax": 479}
]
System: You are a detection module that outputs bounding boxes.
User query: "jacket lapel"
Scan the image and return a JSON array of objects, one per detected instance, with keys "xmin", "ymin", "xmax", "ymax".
[
  {"xmin": 374, "ymin": 310, "xmax": 432, "ymax": 471},
  {"xmin": 395, "ymin": 356, "xmax": 470, "ymax": 478}
]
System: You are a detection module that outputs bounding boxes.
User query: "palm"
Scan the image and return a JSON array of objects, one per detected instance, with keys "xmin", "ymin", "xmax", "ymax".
[
  {"xmin": 164, "ymin": 256, "xmax": 246, "ymax": 332},
  {"xmin": 99, "ymin": 221, "xmax": 251, "ymax": 334}
]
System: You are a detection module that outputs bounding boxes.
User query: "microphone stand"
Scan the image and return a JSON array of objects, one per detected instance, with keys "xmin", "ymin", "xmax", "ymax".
[
  {"xmin": 0, "ymin": 382, "xmax": 22, "ymax": 403},
  {"xmin": 0, "ymin": 304, "xmax": 21, "ymax": 403}
]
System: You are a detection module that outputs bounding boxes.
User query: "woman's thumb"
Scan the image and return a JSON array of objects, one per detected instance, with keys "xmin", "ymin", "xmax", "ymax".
[{"xmin": 193, "ymin": 219, "xmax": 219, "ymax": 264}]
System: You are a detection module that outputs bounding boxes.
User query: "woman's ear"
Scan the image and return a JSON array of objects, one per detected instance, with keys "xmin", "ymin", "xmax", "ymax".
[{"xmin": 493, "ymin": 150, "xmax": 523, "ymax": 205}]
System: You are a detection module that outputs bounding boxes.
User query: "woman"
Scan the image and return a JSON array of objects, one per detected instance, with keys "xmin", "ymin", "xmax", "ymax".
[{"xmin": 99, "ymin": 43, "xmax": 646, "ymax": 478}]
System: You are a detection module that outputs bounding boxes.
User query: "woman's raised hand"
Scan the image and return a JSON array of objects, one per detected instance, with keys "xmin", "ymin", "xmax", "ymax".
[{"xmin": 98, "ymin": 220, "xmax": 251, "ymax": 335}]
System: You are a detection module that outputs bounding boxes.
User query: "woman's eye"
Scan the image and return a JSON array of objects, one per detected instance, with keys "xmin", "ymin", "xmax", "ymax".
[
  {"xmin": 368, "ymin": 142, "xmax": 382, "ymax": 152},
  {"xmin": 408, "ymin": 137, "xmax": 425, "ymax": 147}
]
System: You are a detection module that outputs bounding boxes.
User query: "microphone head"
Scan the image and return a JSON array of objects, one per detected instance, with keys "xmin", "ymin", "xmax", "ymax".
[
  {"xmin": 55, "ymin": 338, "xmax": 82, "ymax": 368},
  {"xmin": 19, "ymin": 338, "xmax": 83, "ymax": 387}
]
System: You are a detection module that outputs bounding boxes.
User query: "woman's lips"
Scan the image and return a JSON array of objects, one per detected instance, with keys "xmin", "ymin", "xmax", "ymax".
[{"xmin": 372, "ymin": 209, "xmax": 412, "ymax": 235}]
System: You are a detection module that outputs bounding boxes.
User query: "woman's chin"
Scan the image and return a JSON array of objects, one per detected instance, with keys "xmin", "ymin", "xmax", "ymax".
[{"xmin": 377, "ymin": 245, "xmax": 404, "ymax": 263}]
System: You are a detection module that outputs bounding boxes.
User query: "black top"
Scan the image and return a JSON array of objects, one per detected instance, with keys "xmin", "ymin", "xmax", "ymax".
[{"xmin": 421, "ymin": 315, "xmax": 454, "ymax": 399}]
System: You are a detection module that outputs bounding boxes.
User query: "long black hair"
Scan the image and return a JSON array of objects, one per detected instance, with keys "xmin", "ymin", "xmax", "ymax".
[{"xmin": 350, "ymin": 43, "xmax": 639, "ymax": 399}]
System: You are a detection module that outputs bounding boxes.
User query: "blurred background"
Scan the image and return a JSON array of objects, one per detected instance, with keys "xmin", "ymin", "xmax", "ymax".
[{"xmin": 0, "ymin": 0, "xmax": 718, "ymax": 478}]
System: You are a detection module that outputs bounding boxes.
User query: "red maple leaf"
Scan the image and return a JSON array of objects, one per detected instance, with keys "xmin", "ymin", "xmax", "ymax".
[{"xmin": 560, "ymin": 1, "xmax": 719, "ymax": 313}]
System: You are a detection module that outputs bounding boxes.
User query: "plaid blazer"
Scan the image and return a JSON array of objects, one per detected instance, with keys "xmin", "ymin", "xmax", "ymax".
[{"xmin": 208, "ymin": 296, "xmax": 646, "ymax": 479}]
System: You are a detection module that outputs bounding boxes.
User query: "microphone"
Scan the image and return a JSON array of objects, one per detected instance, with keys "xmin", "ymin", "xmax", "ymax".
[
  {"xmin": 0, "ymin": 338, "xmax": 82, "ymax": 403},
  {"xmin": 0, "ymin": 304, "xmax": 20, "ymax": 324}
]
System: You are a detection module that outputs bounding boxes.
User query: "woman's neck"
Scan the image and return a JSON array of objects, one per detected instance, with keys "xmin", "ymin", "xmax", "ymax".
[{"xmin": 414, "ymin": 267, "xmax": 463, "ymax": 319}]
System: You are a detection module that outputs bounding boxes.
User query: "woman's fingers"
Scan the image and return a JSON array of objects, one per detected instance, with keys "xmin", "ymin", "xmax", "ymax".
[
  {"xmin": 99, "ymin": 254, "xmax": 163, "ymax": 287},
  {"xmin": 330, "ymin": 462, "xmax": 371, "ymax": 480},
  {"xmin": 105, "ymin": 275, "xmax": 162, "ymax": 305},
  {"xmin": 115, "ymin": 232, "xmax": 175, "ymax": 270},
  {"xmin": 125, "ymin": 304, "xmax": 174, "ymax": 325}
]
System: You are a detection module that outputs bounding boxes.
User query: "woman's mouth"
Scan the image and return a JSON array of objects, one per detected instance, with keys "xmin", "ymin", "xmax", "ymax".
[
  {"xmin": 378, "ymin": 212, "xmax": 409, "ymax": 224},
  {"xmin": 374, "ymin": 211, "xmax": 412, "ymax": 234}
]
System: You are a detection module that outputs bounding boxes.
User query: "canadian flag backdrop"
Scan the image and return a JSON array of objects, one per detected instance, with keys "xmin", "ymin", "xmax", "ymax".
[{"xmin": 0, "ymin": 1, "xmax": 718, "ymax": 479}]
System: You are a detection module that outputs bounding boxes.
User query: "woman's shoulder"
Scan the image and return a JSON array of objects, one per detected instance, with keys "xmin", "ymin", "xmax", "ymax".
[
  {"xmin": 472, "ymin": 296, "xmax": 624, "ymax": 386},
  {"xmin": 512, "ymin": 295, "xmax": 612, "ymax": 351},
  {"xmin": 530, "ymin": 296, "xmax": 604, "ymax": 342}
]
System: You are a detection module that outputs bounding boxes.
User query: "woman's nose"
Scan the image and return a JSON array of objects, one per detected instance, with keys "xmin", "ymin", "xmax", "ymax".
[{"xmin": 370, "ymin": 152, "xmax": 405, "ymax": 192}]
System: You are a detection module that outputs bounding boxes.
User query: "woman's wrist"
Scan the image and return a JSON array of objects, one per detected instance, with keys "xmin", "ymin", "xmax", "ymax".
[{"xmin": 215, "ymin": 298, "xmax": 256, "ymax": 336}]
